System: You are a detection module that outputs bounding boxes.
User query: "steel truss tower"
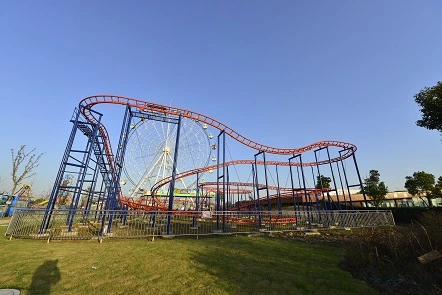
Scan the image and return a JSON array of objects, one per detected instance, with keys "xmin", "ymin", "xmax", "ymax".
[{"xmin": 40, "ymin": 104, "xmax": 182, "ymax": 234}]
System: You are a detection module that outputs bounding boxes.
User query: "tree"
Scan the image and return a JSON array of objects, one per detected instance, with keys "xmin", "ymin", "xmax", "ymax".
[
  {"xmin": 10, "ymin": 145, "xmax": 44, "ymax": 196},
  {"xmin": 363, "ymin": 170, "xmax": 389, "ymax": 208},
  {"xmin": 315, "ymin": 175, "xmax": 331, "ymax": 189},
  {"xmin": 404, "ymin": 171, "xmax": 436, "ymax": 207},
  {"xmin": 2, "ymin": 145, "xmax": 44, "ymax": 216},
  {"xmin": 431, "ymin": 176, "xmax": 442, "ymax": 200},
  {"xmin": 414, "ymin": 81, "xmax": 442, "ymax": 132}
]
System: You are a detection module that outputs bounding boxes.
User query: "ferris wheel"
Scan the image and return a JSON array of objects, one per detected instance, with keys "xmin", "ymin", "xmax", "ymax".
[{"xmin": 121, "ymin": 116, "xmax": 214, "ymax": 198}]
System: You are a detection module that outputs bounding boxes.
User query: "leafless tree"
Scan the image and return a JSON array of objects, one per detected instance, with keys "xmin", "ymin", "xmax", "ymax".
[
  {"xmin": 2, "ymin": 146, "xmax": 44, "ymax": 215},
  {"xmin": 10, "ymin": 145, "xmax": 44, "ymax": 196}
]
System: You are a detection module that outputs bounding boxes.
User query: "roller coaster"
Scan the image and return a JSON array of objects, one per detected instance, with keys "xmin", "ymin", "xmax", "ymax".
[{"xmin": 36, "ymin": 95, "xmax": 370, "ymax": 236}]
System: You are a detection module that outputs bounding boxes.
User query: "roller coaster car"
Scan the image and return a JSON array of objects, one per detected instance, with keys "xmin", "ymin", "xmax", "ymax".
[{"xmin": 143, "ymin": 104, "xmax": 167, "ymax": 112}]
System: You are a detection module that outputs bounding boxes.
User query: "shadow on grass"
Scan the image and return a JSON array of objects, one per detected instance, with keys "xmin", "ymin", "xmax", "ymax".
[
  {"xmin": 189, "ymin": 235, "xmax": 376, "ymax": 295},
  {"xmin": 28, "ymin": 260, "xmax": 61, "ymax": 295}
]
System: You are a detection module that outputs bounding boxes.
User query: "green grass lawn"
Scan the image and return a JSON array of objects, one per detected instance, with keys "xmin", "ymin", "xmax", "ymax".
[{"xmin": 0, "ymin": 226, "xmax": 377, "ymax": 295}]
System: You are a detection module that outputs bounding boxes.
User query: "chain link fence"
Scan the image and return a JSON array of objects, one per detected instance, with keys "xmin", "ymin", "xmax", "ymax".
[{"xmin": 5, "ymin": 209, "xmax": 395, "ymax": 241}]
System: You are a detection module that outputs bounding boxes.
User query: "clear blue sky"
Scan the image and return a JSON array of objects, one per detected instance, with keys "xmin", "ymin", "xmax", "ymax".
[{"xmin": 1, "ymin": 0, "xmax": 441, "ymax": 195}]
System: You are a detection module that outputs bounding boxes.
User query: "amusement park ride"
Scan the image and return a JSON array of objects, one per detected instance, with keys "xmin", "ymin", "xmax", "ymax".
[
  {"xmin": 37, "ymin": 95, "xmax": 369, "ymax": 235},
  {"xmin": 0, "ymin": 184, "xmax": 34, "ymax": 217}
]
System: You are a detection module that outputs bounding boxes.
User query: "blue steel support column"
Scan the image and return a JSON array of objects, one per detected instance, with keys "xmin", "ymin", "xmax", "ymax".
[
  {"xmin": 314, "ymin": 148, "xmax": 334, "ymax": 227},
  {"xmin": 288, "ymin": 156, "xmax": 299, "ymax": 212},
  {"xmin": 263, "ymin": 152, "xmax": 271, "ymax": 213},
  {"xmin": 326, "ymin": 147, "xmax": 341, "ymax": 210},
  {"xmin": 298, "ymin": 155, "xmax": 309, "ymax": 212},
  {"xmin": 251, "ymin": 164, "xmax": 257, "ymax": 215},
  {"xmin": 252, "ymin": 156, "xmax": 263, "ymax": 229},
  {"xmin": 94, "ymin": 181, "xmax": 106, "ymax": 222},
  {"xmin": 66, "ymin": 122, "xmax": 97, "ymax": 231},
  {"xmin": 236, "ymin": 183, "xmax": 241, "ymax": 211},
  {"xmin": 293, "ymin": 154, "xmax": 310, "ymax": 226},
  {"xmin": 192, "ymin": 172, "xmax": 200, "ymax": 228},
  {"xmin": 254, "ymin": 151, "xmax": 271, "ymax": 225},
  {"xmin": 67, "ymin": 130, "xmax": 93, "ymax": 210},
  {"xmin": 216, "ymin": 130, "xmax": 226, "ymax": 231},
  {"xmin": 288, "ymin": 155, "xmax": 299, "ymax": 228},
  {"xmin": 314, "ymin": 147, "xmax": 333, "ymax": 210},
  {"xmin": 236, "ymin": 183, "xmax": 240, "ymax": 211},
  {"xmin": 296, "ymin": 165, "xmax": 312, "ymax": 211},
  {"xmin": 311, "ymin": 166, "xmax": 323, "ymax": 226},
  {"xmin": 314, "ymin": 150, "xmax": 325, "ymax": 210},
  {"xmin": 311, "ymin": 166, "xmax": 321, "ymax": 212},
  {"xmin": 224, "ymin": 165, "xmax": 229, "ymax": 231},
  {"xmin": 255, "ymin": 151, "xmax": 272, "ymax": 228},
  {"xmin": 41, "ymin": 107, "xmax": 104, "ymax": 233},
  {"xmin": 83, "ymin": 163, "xmax": 100, "ymax": 221},
  {"xmin": 100, "ymin": 104, "xmax": 133, "ymax": 235},
  {"xmin": 222, "ymin": 131, "xmax": 226, "ymax": 231},
  {"xmin": 196, "ymin": 172, "xmax": 200, "ymax": 210},
  {"xmin": 335, "ymin": 162, "xmax": 348, "ymax": 209},
  {"xmin": 352, "ymin": 150, "xmax": 368, "ymax": 207},
  {"xmin": 226, "ymin": 166, "xmax": 231, "ymax": 210},
  {"xmin": 40, "ymin": 108, "xmax": 82, "ymax": 233},
  {"xmin": 166, "ymin": 115, "xmax": 182, "ymax": 235},
  {"xmin": 339, "ymin": 149, "xmax": 354, "ymax": 210},
  {"xmin": 275, "ymin": 165, "xmax": 282, "ymax": 216},
  {"xmin": 110, "ymin": 104, "xmax": 133, "ymax": 208},
  {"xmin": 216, "ymin": 135, "xmax": 220, "ymax": 229}
]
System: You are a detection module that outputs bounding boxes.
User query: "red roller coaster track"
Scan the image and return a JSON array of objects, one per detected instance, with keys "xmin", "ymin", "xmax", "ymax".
[{"xmin": 79, "ymin": 95, "xmax": 357, "ymax": 210}]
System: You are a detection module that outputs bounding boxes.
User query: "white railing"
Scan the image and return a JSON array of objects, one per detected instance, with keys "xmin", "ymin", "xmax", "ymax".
[{"xmin": 5, "ymin": 209, "xmax": 395, "ymax": 241}]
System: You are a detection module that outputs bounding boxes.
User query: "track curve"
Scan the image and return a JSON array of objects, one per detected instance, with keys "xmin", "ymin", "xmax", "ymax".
[
  {"xmin": 198, "ymin": 181, "xmax": 321, "ymax": 193},
  {"xmin": 78, "ymin": 94, "xmax": 357, "ymax": 209},
  {"xmin": 79, "ymin": 95, "xmax": 356, "ymax": 169}
]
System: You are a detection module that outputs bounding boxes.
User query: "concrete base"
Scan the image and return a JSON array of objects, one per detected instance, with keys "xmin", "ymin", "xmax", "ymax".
[
  {"xmin": 60, "ymin": 230, "xmax": 78, "ymax": 237},
  {"xmin": 304, "ymin": 232, "xmax": 321, "ymax": 236},
  {"xmin": 247, "ymin": 233, "xmax": 263, "ymax": 237},
  {"xmin": 29, "ymin": 233, "xmax": 50, "ymax": 238},
  {"xmin": 161, "ymin": 232, "xmax": 175, "ymax": 238},
  {"xmin": 0, "ymin": 289, "xmax": 21, "ymax": 295}
]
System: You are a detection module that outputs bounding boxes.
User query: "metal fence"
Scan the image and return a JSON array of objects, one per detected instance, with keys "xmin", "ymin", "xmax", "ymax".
[{"xmin": 5, "ymin": 209, "xmax": 395, "ymax": 241}]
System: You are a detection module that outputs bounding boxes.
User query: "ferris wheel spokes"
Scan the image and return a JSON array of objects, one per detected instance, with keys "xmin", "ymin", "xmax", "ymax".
[
  {"xmin": 124, "ymin": 116, "xmax": 212, "ymax": 200},
  {"xmin": 129, "ymin": 149, "xmax": 166, "ymax": 198}
]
